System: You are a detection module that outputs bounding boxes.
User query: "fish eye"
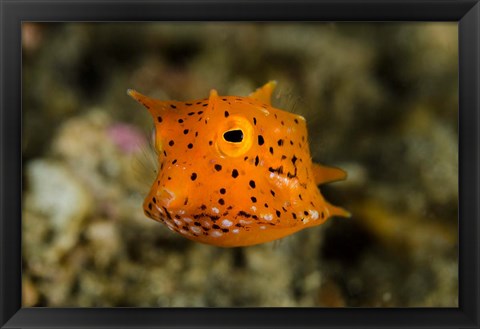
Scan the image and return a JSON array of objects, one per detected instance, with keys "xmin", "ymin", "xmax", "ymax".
[
  {"xmin": 223, "ymin": 129, "xmax": 244, "ymax": 143},
  {"xmin": 216, "ymin": 116, "xmax": 253, "ymax": 158}
]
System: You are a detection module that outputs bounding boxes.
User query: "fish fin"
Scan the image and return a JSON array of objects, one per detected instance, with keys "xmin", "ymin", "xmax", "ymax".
[
  {"xmin": 312, "ymin": 163, "xmax": 347, "ymax": 185},
  {"xmin": 248, "ymin": 80, "xmax": 277, "ymax": 105},
  {"xmin": 130, "ymin": 128, "xmax": 159, "ymax": 195},
  {"xmin": 127, "ymin": 89, "xmax": 177, "ymax": 113}
]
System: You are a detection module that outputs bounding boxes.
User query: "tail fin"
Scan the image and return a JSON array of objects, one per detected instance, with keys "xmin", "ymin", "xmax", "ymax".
[
  {"xmin": 312, "ymin": 163, "xmax": 347, "ymax": 185},
  {"xmin": 313, "ymin": 163, "xmax": 350, "ymax": 218}
]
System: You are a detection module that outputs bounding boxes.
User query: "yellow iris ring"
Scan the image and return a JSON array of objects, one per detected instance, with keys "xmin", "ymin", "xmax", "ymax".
[{"xmin": 216, "ymin": 116, "xmax": 254, "ymax": 158}]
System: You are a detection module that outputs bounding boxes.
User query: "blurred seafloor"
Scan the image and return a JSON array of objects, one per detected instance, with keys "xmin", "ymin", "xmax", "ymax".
[{"xmin": 22, "ymin": 22, "xmax": 458, "ymax": 307}]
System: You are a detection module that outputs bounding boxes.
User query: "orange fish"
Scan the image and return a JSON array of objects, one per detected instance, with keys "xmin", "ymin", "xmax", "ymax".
[{"xmin": 128, "ymin": 81, "xmax": 350, "ymax": 247}]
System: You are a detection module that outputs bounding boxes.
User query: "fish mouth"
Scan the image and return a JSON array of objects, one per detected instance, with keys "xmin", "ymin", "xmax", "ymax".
[{"xmin": 157, "ymin": 188, "xmax": 175, "ymax": 207}]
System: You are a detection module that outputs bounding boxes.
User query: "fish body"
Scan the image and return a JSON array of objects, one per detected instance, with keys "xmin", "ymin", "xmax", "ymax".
[{"xmin": 128, "ymin": 81, "xmax": 349, "ymax": 247}]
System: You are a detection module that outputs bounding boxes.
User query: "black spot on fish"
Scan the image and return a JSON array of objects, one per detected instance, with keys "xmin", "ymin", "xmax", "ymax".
[
  {"xmin": 237, "ymin": 211, "xmax": 251, "ymax": 218},
  {"xmin": 163, "ymin": 207, "xmax": 172, "ymax": 220},
  {"xmin": 258, "ymin": 135, "xmax": 265, "ymax": 146},
  {"xmin": 292, "ymin": 155, "xmax": 298, "ymax": 165},
  {"xmin": 269, "ymin": 166, "xmax": 284, "ymax": 174}
]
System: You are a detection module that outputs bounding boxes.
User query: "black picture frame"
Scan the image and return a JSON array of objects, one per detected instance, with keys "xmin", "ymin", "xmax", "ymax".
[{"xmin": 1, "ymin": 1, "xmax": 479, "ymax": 328}]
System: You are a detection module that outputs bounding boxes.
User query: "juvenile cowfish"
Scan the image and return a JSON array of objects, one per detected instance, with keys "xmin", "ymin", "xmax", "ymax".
[{"xmin": 128, "ymin": 81, "xmax": 349, "ymax": 247}]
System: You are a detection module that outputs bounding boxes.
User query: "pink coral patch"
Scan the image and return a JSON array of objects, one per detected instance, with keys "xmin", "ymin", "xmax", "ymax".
[{"xmin": 107, "ymin": 123, "xmax": 147, "ymax": 154}]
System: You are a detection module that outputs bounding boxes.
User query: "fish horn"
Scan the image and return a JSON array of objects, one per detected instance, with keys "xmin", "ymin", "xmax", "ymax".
[
  {"xmin": 207, "ymin": 89, "xmax": 219, "ymax": 111},
  {"xmin": 127, "ymin": 89, "xmax": 178, "ymax": 115},
  {"xmin": 249, "ymin": 80, "xmax": 277, "ymax": 105}
]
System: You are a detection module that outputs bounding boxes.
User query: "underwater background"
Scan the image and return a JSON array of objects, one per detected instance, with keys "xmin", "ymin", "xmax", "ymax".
[{"xmin": 22, "ymin": 22, "xmax": 458, "ymax": 307}]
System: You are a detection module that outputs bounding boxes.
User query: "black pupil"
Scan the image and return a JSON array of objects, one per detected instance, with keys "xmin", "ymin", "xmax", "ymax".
[{"xmin": 223, "ymin": 129, "xmax": 244, "ymax": 143}]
